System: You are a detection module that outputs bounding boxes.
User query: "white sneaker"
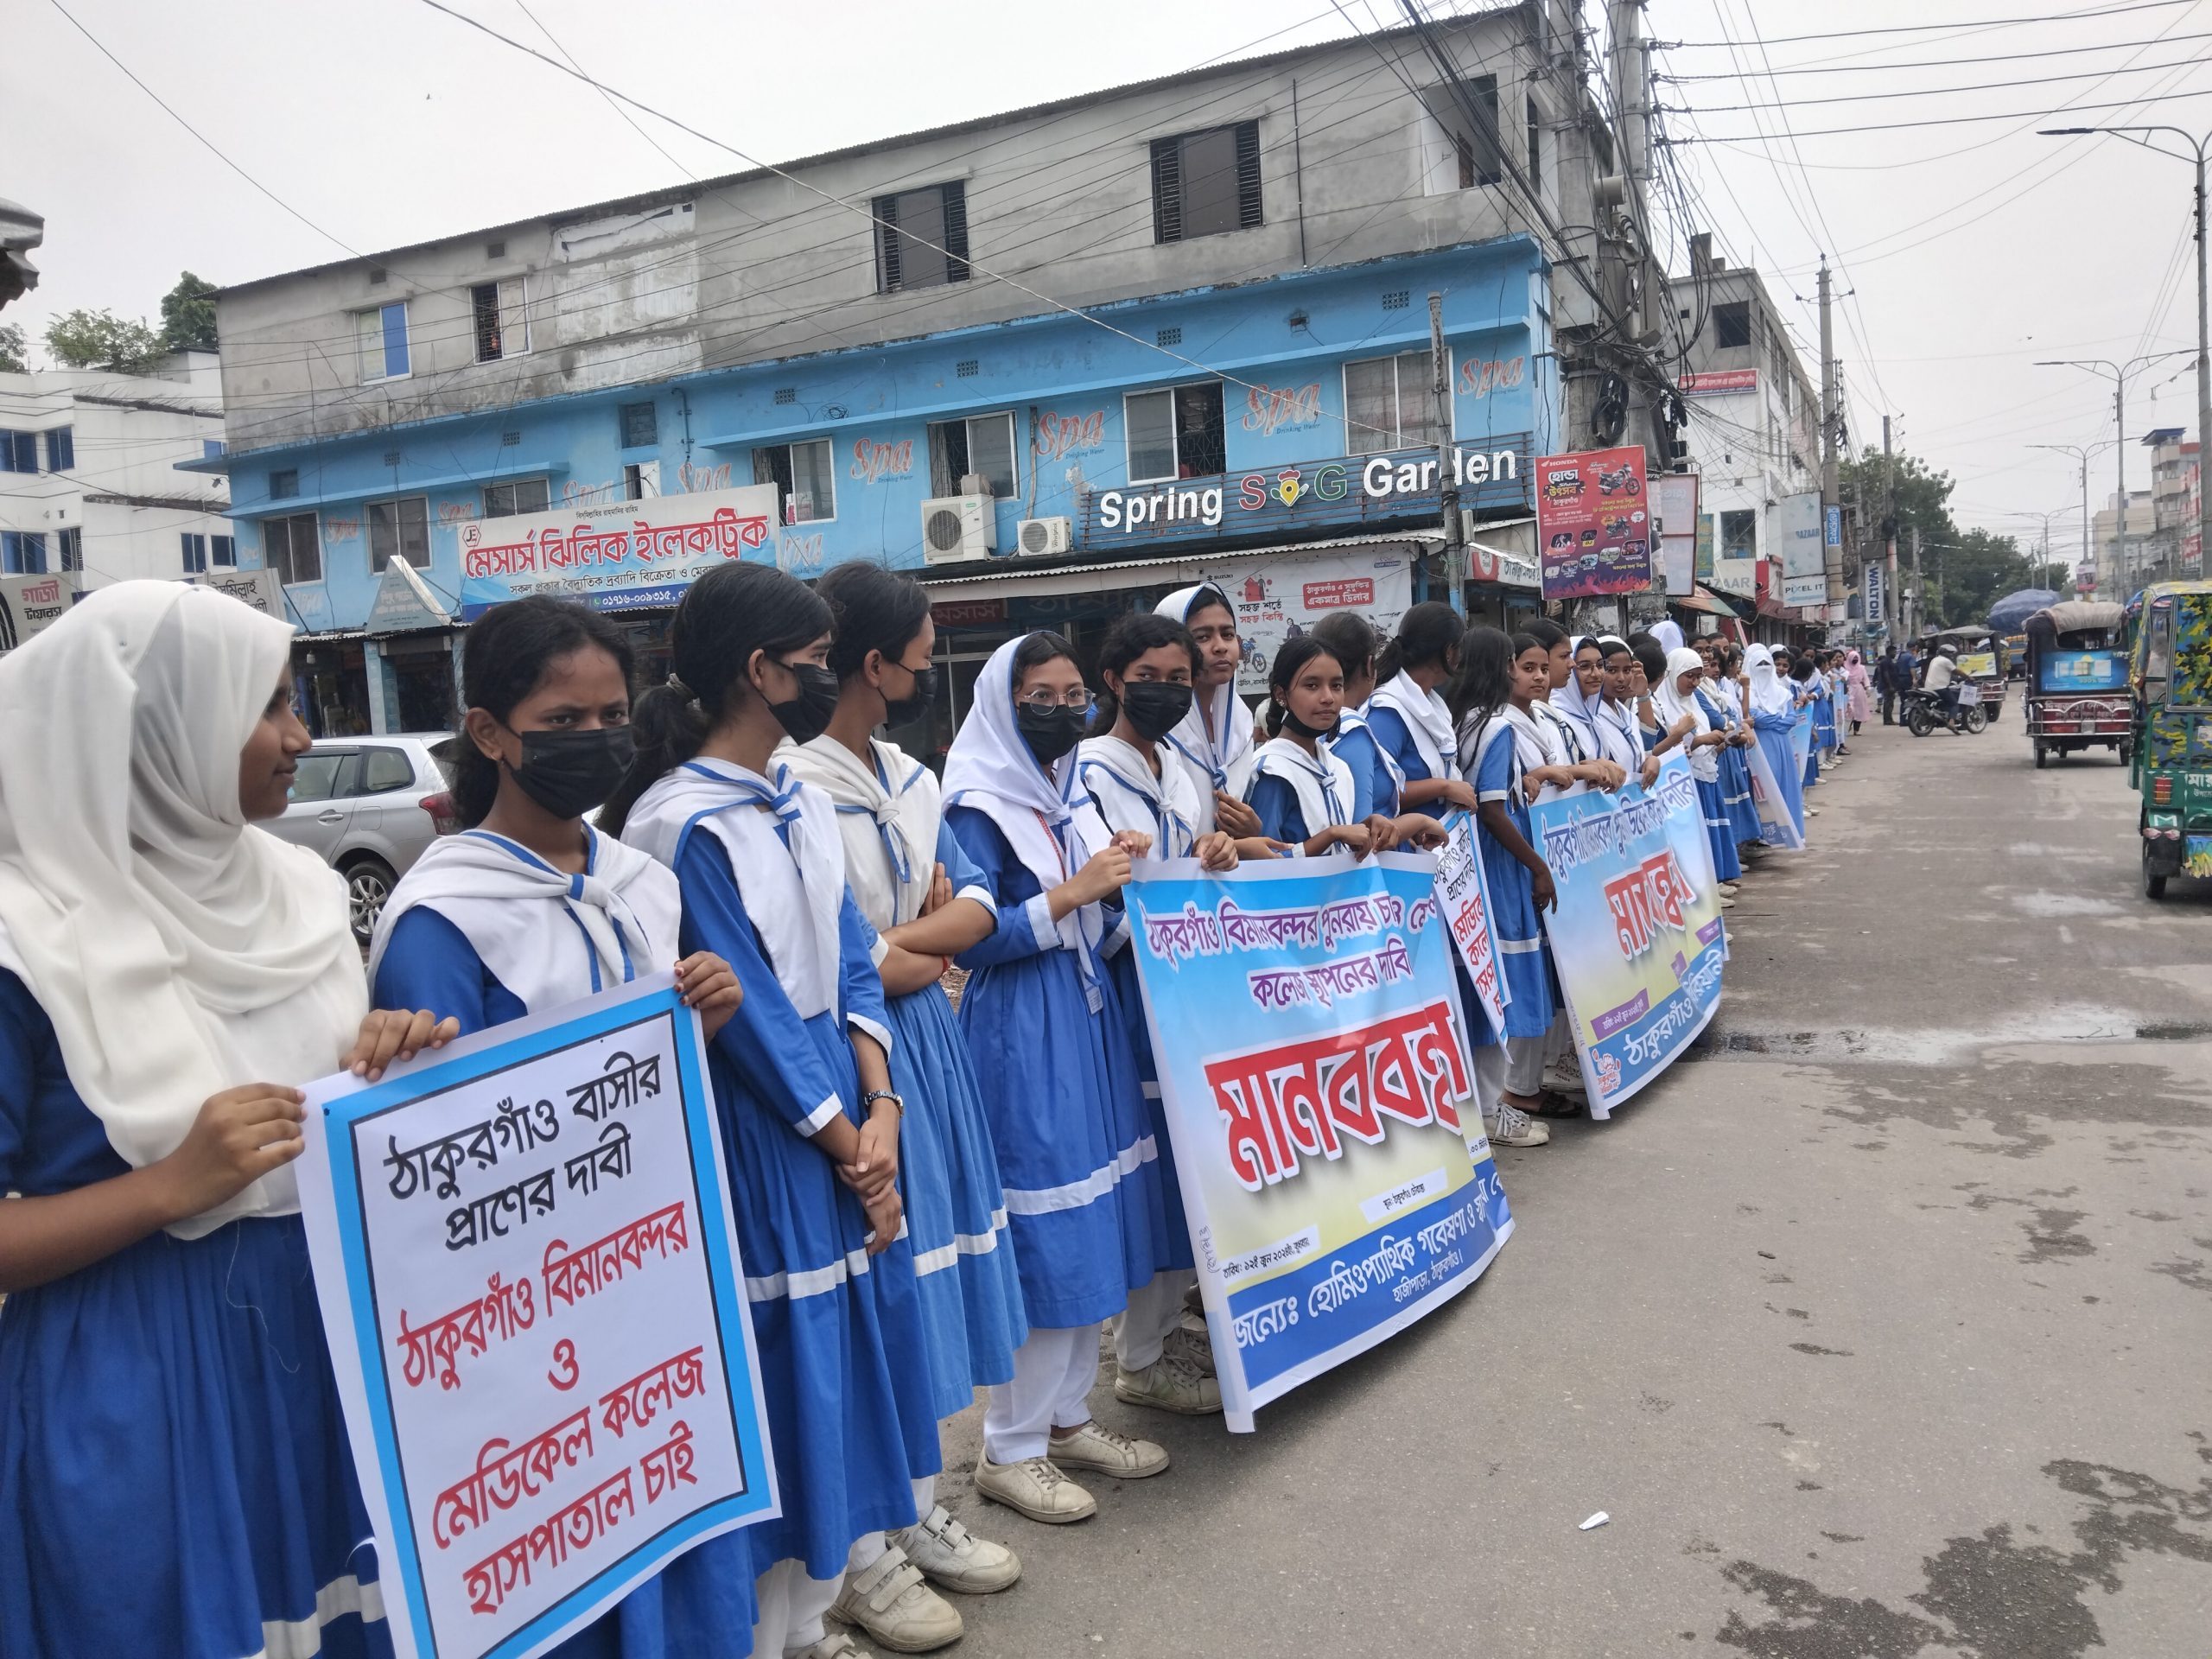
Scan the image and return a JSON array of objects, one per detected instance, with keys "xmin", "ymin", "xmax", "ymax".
[
  {"xmin": 1807, "ymin": 805, "xmax": 1821, "ymax": 816},
  {"xmin": 1541, "ymin": 1063, "xmax": 1586, "ymax": 1099},
  {"xmin": 831, "ymin": 1547, "xmax": 962, "ymax": 1653},
  {"xmin": 1113, "ymin": 1347, "xmax": 1221, "ymax": 1414},
  {"xmin": 1047, "ymin": 1421, "xmax": 1170, "ymax": 1478},
  {"xmin": 896, "ymin": 1504, "xmax": 1021, "ymax": 1594},
  {"xmin": 1163, "ymin": 1319, "xmax": 1217, "ymax": 1377},
  {"xmin": 790, "ymin": 1637, "xmax": 872, "ymax": 1659},
  {"xmin": 973, "ymin": 1454, "xmax": 1097, "ymax": 1524},
  {"xmin": 1717, "ymin": 882, "xmax": 1740, "ymax": 896},
  {"xmin": 1485, "ymin": 1102, "xmax": 1550, "ymax": 1147},
  {"xmin": 1719, "ymin": 896, "xmax": 1737, "ymax": 909}
]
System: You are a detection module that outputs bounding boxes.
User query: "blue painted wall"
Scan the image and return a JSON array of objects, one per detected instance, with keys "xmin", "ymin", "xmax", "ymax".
[{"xmin": 226, "ymin": 236, "xmax": 1554, "ymax": 632}]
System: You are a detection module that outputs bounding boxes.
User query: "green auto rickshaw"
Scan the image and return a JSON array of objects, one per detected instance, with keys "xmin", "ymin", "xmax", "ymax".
[{"xmin": 2126, "ymin": 580, "xmax": 2212, "ymax": 898}]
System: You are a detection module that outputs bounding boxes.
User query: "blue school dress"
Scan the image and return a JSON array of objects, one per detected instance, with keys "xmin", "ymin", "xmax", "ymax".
[
  {"xmin": 1471, "ymin": 724, "xmax": 1558, "ymax": 1040},
  {"xmin": 1243, "ymin": 738, "xmax": 1357, "ymax": 848},
  {"xmin": 946, "ymin": 805, "xmax": 1164, "ymax": 1332},
  {"xmin": 1327, "ymin": 712, "xmax": 1401, "ymax": 820},
  {"xmin": 0, "ymin": 969, "xmax": 390, "ymax": 1659},
  {"xmin": 1701, "ymin": 691, "xmax": 1761, "ymax": 847},
  {"xmin": 1751, "ymin": 709, "xmax": 1807, "ymax": 842}
]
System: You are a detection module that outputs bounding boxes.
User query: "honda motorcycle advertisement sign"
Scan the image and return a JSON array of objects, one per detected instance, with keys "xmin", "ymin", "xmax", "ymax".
[{"xmin": 1535, "ymin": 447, "xmax": 1652, "ymax": 600}]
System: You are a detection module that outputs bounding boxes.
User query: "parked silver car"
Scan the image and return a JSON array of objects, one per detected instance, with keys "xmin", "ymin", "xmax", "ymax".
[{"xmin": 264, "ymin": 734, "xmax": 461, "ymax": 941}]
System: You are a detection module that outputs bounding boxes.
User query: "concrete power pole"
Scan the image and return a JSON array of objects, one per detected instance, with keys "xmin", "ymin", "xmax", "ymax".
[
  {"xmin": 1611, "ymin": 0, "xmax": 1658, "ymax": 466},
  {"xmin": 1910, "ymin": 523, "xmax": 1924, "ymax": 638},
  {"xmin": 1818, "ymin": 257, "xmax": 1844, "ymax": 615},
  {"xmin": 1430, "ymin": 290, "xmax": 1464, "ymax": 617},
  {"xmin": 1882, "ymin": 415, "xmax": 1897, "ymax": 633}
]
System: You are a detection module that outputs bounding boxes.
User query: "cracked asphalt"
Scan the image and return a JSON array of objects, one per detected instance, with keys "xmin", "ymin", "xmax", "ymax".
[{"xmin": 921, "ymin": 711, "xmax": 2212, "ymax": 1658}]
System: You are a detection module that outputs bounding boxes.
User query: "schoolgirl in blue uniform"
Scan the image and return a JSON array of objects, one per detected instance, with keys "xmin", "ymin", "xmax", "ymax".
[
  {"xmin": 942, "ymin": 632, "xmax": 1173, "ymax": 1527},
  {"xmin": 1244, "ymin": 637, "xmax": 1406, "ymax": 855},
  {"xmin": 1706, "ymin": 642, "xmax": 1764, "ymax": 853},
  {"xmin": 1074, "ymin": 611, "xmax": 1256, "ymax": 1421},
  {"xmin": 1363, "ymin": 602, "xmax": 1480, "ymax": 827},
  {"xmin": 0, "ymin": 582, "xmax": 461, "ymax": 1659},
  {"xmin": 1151, "ymin": 584, "xmax": 1262, "ymax": 838},
  {"xmin": 599, "ymin": 563, "xmax": 933, "ymax": 1659},
  {"xmin": 1653, "ymin": 645, "xmax": 1744, "ymax": 889},
  {"xmin": 785, "ymin": 562, "xmax": 1027, "ymax": 1653},
  {"xmin": 1308, "ymin": 610, "xmax": 1404, "ymax": 820},
  {"xmin": 369, "ymin": 596, "xmax": 759, "ymax": 1659}
]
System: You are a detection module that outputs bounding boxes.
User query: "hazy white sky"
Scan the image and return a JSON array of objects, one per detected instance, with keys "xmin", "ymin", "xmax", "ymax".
[{"xmin": 4, "ymin": 0, "xmax": 2202, "ymax": 558}]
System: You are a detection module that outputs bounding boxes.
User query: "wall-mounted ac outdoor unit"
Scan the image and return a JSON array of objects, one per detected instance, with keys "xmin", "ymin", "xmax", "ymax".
[
  {"xmin": 1015, "ymin": 515, "xmax": 1072, "ymax": 556},
  {"xmin": 921, "ymin": 495, "xmax": 996, "ymax": 564}
]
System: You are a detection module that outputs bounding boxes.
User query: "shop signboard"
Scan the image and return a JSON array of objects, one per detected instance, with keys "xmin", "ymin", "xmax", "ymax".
[
  {"xmin": 1652, "ymin": 473, "xmax": 1700, "ymax": 598},
  {"xmin": 1864, "ymin": 562, "xmax": 1886, "ymax": 626},
  {"xmin": 1770, "ymin": 492, "xmax": 1825, "ymax": 607},
  {"xmin": 0, "ymin": 570, "xmax": 82, "ymax": 652},
  {"xmin": 1535, "ymin": 446, "xmax": 1651, "ymax": 600},
  {"xmin": 1695, "ymin": 512, "xmax": 1715, "ymax": 582},
  {"xmin": 1678, "ymin": 369, "xmax": 1758, "ymax": 397},
  {"xmin": 194, "ymin": 568, "xmax": 289, "ymax": 621},
  {"xmin": 459, "ymin": 484, "xmax": 779, "ymax": 618},
  {"xmin": 1077, "ymin": 437, "xmax": 1532, "ymax": 551},
  {"xmin": 1223, "ymin": 548, "xmax": 1414, "ymax": 696}
]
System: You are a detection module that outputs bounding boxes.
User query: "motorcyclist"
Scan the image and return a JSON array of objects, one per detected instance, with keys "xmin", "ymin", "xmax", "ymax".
[{"xmin": 1923, "ymin": 642, "xmax": 1961, "ymax": 721}]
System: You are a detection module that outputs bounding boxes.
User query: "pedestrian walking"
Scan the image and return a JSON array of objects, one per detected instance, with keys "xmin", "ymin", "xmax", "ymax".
[{"xmin": 1878, "ymin": 644, "xmax": 1902, "ymax": 725}]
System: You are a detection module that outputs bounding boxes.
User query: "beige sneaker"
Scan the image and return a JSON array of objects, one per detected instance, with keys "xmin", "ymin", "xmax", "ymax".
[
  {"xmin": 1485, "ymin": 1102, "xmax": 1550, "ymax": 1148},
  {"xmin": 1047, "ymin": 1420, "xmax": 1170, "ymax": 1478},
  {"xmin": 831, "ymin": 1548, "xmax": 962, "ymax": 1654},
  {"xmin": 790, "ymin": 1639, "xmax": 872, "ymax": 1659},
  {"xmin": 897, "ymin": 1503, "xmax": 1021, "ymax": 1594},
  {"xmin": 1164, "ymin": 1319, "xmax": 1216, "ymax": 1378},
  {"xmin": 1113, "ymin": 1347, "xmax": 1221, "ymax": 1414},
  {"xmin": 973, "ymin": 1453, "xmax": 1097, "ymax": 1524}
]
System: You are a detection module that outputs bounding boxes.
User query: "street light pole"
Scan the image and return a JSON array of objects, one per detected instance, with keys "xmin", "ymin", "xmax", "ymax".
[
  {"xmin": 2043, "ymin": 124, "xmax": 2212, "ymax": 580},
  {"xmin": 2032, "ymin": 442, "xmax": 2116, "ymax": 594},
  {"xmin": 2035, "ymin": 354, "xmax": 2189, "ymax": 598}
]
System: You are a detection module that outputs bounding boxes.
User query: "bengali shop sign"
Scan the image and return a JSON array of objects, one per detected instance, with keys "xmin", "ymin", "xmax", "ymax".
[
  {"xmin": 1125, "ymin": 855, "xmax": 1511, "ymax": 1433},
  {"xmin": 459, "ymin": 483, "xmax": 779, "ymax": 617},
  {"xmin": 1529, "ymin": 758, "xmax": 1726, "ymax": 1116},
  {"xmin": 1224, "ymin": 548, "xmax": 1414, "ymax": 696},
  {"xmin": 1432, "ymin": 810, "xmax": 1510, "ymax": 1033},
  {"xmin": 297, "ymin": 977, "xmax": 776, "ymax": 1659},
  {"xmin": 1535, "ymin": 446, "xmax": 1652, "ymax": 600}
]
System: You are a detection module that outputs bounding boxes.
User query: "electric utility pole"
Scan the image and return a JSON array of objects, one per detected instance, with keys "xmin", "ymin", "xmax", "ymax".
[
  {"xmin": 1818, "ymin": 257, "xmax": 1843, "ymax": 614},
  {"xmin": 1882, "ymin": 415, "xmax": 1897, "ymax": 633},
  {"xmin": 1431, "ymin": 292, "xmax": 1463, "ymax": 617}
]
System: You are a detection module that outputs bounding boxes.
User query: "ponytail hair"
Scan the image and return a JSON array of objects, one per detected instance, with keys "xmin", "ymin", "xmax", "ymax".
[
  {"xmin": 1262, "ymin": 634, "xmax": 1342, "ymax": 738},
  {"xmin": 816, "ymin": 560, "xmax": 931, "ymax": 683},
  {"xmin": 1374, "ymin": 600, "xmax": 1462, "ymax": 685},
  {"xmin": 597, "ymin": 563, "xmax": 831, "ymax": 836},
  {"xmin": 1446, "ymin": 625, "xmax": 1517, "ymax": 759},
  {"xmin": 1090, "ymin": 610, "xmax": 1196, "ymax": 733},
  {"xmin": 1523, "ymin": 615, "xmax": 1567, "ymax": 651},
  {"xmin": 453, "ymin": 595, "xmax": 633, "ymax": 827},
  {"xmin": 1308, "ymin": 610, "xmax": 1376, "ymax": 686}
]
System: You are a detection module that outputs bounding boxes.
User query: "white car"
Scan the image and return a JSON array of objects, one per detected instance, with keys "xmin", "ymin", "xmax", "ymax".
[{"xmin": 263, "ymin": 734, "xmax": 461, "ymax": 942}]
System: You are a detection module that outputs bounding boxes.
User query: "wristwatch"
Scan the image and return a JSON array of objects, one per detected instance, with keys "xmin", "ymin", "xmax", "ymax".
[{"xmin": 861, "ymin": 1090, "xmax": 905, "ymax": 1117}]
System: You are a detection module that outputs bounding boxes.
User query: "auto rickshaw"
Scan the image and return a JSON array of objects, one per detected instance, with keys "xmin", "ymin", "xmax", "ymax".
[
  {"xmin": 1921, "ymin": 624, "xmax": 2009, "ymax": 721},
  {"xmin": 2126, "ymin": 580, "xmax": 2212, "ymax": 898},
  {"xmin": 2023, "ymin": 600, "xmax": 2130, "ymax": 768}
]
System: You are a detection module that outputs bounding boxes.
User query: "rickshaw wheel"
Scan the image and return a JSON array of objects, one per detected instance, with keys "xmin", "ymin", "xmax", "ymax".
[
  {"xmin": 2145, "ymin": 842, "xmax": 2169, "ymax": 899},
  {"xmin": 2035, "ymin": 744, "xmax": 2049, "ymax": 769}
]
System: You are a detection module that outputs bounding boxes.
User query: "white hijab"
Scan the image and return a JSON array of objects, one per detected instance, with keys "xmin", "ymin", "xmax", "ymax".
[
  {"xmin": 1077, "ymin": 732, "xmax": 1199, "ymax": 861},
  {"xmin": 942, "ymin": 634, "xmax": 1114, "ymax": 1008},
  {"xmin": 1248, "ymin": 734, "xmax": 1357, "ymax": 837},
  {"xmin": 621, "ymin": 757, "xmax": 849, "ymax": 1023},
  {"xmin": 1653, "ymin": 646, "xmax": 1719, "ymax": 781},
  {"xmin": 1154, "ymin": 584, "xmax": 1255, "ymax": 828},
  {"xmin": 1650, "ymin": 618, "xmax": 1687, "ymax": 656},
  {"xmin": 1745, "ymin": 645, "xmax": 1794, "ymax": 719},
  {"xmin": 368, "ymin": 826, "xmax": 680, "ymax": 1014},
  {"xmin": 0, "ymin": 582, "xmax": 365, "ymax": 1239},
  {"xmin": 1366, "ymin": 668, "xmax": 1458, "ymax": 782},
  {"xmin": 1546, "ymin": 635, "xmax": 1605, "ymax": 762},
  {"xmin": 785, "ymin": 734, "xmax": 946, "ymax": 934}
]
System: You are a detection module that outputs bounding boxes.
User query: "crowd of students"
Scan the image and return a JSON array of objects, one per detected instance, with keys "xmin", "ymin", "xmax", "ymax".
[{"xmin": 0, "ymin": 570, "xmax": 1838, "ymax": 1659}]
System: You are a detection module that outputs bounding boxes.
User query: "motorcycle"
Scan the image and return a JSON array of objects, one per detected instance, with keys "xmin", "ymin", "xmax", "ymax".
[
  {"xmin": 1904, "ymin": 679, "xmax": 1986, "ymax": 737},
  {"xmin": 1597, "ymin": 463, "xmax": 1642, "ymax": 496}
]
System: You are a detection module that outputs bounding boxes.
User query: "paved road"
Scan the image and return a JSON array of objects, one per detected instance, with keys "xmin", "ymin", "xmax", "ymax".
[{"xmin": 927, "ymin": 713, "xmax": 2212, "ymax": 1659}]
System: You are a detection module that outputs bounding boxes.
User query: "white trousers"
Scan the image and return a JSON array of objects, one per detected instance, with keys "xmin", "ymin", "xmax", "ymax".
[
  {"xmin": 1503, "ymin": 1013, "xmax": 1570, "ymax": 1097},
  {"xmin": 847, "ymin": 1474, "xmax": 938, "ymax": 1574},
  {"xmin": 1111, "ymin": 1270, "xmax": 1193, "ymax": 1372},
  {"xmin": 982, "ymin": 1323, "xmax": 1100, "ymax": 1465},
  {"xmin": 752, "ymin": 1558, "xmax": 843, "ymax": 1657},
  {"xmin": 1471, "ymin": 1039, "xmax": 1505, "ymax": 1122}
]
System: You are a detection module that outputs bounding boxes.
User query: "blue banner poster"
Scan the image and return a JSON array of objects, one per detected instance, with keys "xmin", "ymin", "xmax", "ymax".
[
  {"xmin": 296, "ymin": 976, "xmax": 778, "ymax": 1659},
  {"xmin": 1125, "ymin": 854, "xmax": 1512, "ymax": 1432},
  {"xmin": 1529, "ymin": 758, "xmax": 1727, "ymax": 1117}
]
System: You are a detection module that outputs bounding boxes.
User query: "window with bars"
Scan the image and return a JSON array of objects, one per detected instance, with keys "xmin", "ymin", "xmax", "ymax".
[
  {"xmin": 1344, "ymin": 352, "xmax": 1446, "ymax": 454},
  {"xmin": 1714, "ymin": 302, "xmax": 1751, "ymax": 349},
  {"xmin": 753, "ymin": 440, "xmax": 836, "ymax": 524},
  {"xmin": 264, "ymin": 512, "xmax": 322, "ymax": 585},
  {"xmin": 482, "ymin": 477, "xmax": 550, "ymax": 518},
  {"xmin": 620, "ymin": 402, "xmax": 658, "ymax": 449},
  {"xmin": 471, "ymin": 278, "xmax": 528, "ymax": 363},
  {"xmin": 2, "ymin": 531, "xmax": 47, "ymax": 575},
  {"xmin": 874, "ymin": 181, "xmax": 970, "ymax": 293},
  {"xmin": 928, "ymin": 412, "xmax": 1018, "ymax": 498},
  {"xmin": 57, "ymin": 526, "xmax": 81, "ymax": 573},
  {"xmin": 181, "ymin": 533, "xmax": 208, "ymax": 575},
  {"xmin": 1124, "ymin": 384, "xmax": 1227, "ymax": 483},
  {"xmin": 367, "ymin": 496, "xmax": 429, "ymax": 573},
  {"xmin": 270, "ymin": 468, "xmax": 300, "ymax": 500},
  {"xmin": 1150, "ymin": 122, "xmax": 1262, "ymax": 244}
]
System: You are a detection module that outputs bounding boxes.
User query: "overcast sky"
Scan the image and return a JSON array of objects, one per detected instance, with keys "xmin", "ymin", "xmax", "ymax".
[{"xmin": 5, "ymin": 0, "xmax": 2200, "ymax": 561}]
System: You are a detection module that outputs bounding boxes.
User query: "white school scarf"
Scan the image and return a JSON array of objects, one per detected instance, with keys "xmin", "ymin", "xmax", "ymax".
[
  {"xmin": 1365, "ymin": 669, "xmax": 1459, "ymax": 782},
  {"xmin": 621, "ymin": 757, "xmax": 848, "ymax": 1021},
  {"xmin": 1077, "ymin": 733, "xmax": 1199, "ymax": 860},
  {"xmin": 1653, "ymin": 646, "xmax": 1719, "ymax": 782},
  {"xmin": 1335, "ymin": 708, "xmax": 1408, "ymax": 804},
  {"xmin": 1593, "ymin": 694, "xmax": 1645, "ymax": 774},
  {"xmin": 1745, "ymin": 645, "xmax": 1794, "ymax": 719},
  {"xmin": 0, "ymin": 582, "xmax": 366, "ymax": 1240},
  {"xmin": 1530, "ymin": 698, "xmax": 1588, "ymax": 766},
  {"xmin": 1154, "ymin": 583, "xmax": 1257, "ymax": 830},
  {"xmin": 1247, "ymin": 736, "xmax": 1357, "ymax": 837},
  {"xmin": 1546, "ymin": 637, "xmax": 1605, "ymax": 763},
  {"xmin": 367, "ymin": 826, "xmax": 680, "ymax": 1014},
  {"xmin": 784, "ymin": 734, "xmax": 950, "ymax": 933},
  {"xmin": 941, "ymin": 634, "xmax": 1116, "ymax": 1007}
]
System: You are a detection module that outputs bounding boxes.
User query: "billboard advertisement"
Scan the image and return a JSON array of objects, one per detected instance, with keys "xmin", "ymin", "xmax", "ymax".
[
  {"xmin": 1535, "ymin": 446, "xmax": 1652, "ymax": 600},
  {"xmin": 458, "ymin": 484, "xmax": 779, "ymax": 618},
  {"xmin": 1770, "ymin": 492, "xmax": 1825, "ymax": 608}
]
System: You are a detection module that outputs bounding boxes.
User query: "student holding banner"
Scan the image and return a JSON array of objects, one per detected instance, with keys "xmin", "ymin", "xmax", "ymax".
[
  {"xmin": 942, "ymin": 632, "xmax": 1175, "ymax": 1525},
  {"xmin": 0, "ymin": 582, "xmax": 461, "ymax": 1659},
  {"xmin": 1652, "ymin": 647, "xmax": 1743, "ymax": 899},
  {"xmin": 1593, "ymin": 636, "xmax": 1661, "ymax": 786},
  {"xmin": 1245, "ymin": 637, "xmax": 1411, "ymax": 856},
  {"xmin": 1707, "ymin": 642, "xmax": 1766, "ymax": 855},
  {"xmin": 785, "ymin": 563, "xmax": 1033, "ymax": 1653},
  {"xmin": 1309, "ymin": 611, "xmax": 1403, "ymax": 820},
  {"xmin": 1364, "ymin": 602, "xmax": 1477, "ymax": 823},
  {"xmin": 1152, "ymin": 584, "xmax": 1262, "ymax": 840},
  {"xmin": 366, "ymin": 594, "xmax": 804, "ymax": 1659},
  {"xmin": 603, "ymin": 563, "xmax": 939, "ymax": 1659},
  {"xmin": 1745, "ymin": 646, "xmax": 1809, "ymax": 845}
]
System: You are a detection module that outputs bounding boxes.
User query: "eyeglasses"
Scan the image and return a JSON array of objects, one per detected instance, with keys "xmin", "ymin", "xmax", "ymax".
[{"xmin": 1016, "ymin": 689, "xmax": 1094, "ymax": 713}]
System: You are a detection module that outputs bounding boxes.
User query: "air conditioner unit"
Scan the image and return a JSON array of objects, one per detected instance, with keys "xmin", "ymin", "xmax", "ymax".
[
  {"xmin": 920, "ymin": 494, "xmax": 996, "ymax": 564},
  {"xmin": 1014, "ymin": 515, "xmax": 1072, "ymax": 557}
]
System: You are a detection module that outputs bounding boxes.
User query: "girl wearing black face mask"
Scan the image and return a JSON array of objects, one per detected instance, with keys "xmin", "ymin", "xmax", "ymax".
[
  {"xmin": 603, "ymin": 563, "xmax": 946, "ymax": 1659},
  {"xmin": 940, "ymin": 632, "xmax": 1181, "ymax": 1524},
  {"xmin": 368, "ymin": 595, "xmax": 760, "ymax": 1652},
  {"xmin": 779, "ymin": 563, "xmax": 1027, "ymax": 1643},
  {"xmin": 1245, "ymin": 637, "xmax": 1404, "ymax": 859}
]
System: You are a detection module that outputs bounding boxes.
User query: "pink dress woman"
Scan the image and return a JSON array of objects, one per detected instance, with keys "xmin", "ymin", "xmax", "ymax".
[{"xmin": 1844, "ymin": 650, "xmax": 1873, "ymax": 729}]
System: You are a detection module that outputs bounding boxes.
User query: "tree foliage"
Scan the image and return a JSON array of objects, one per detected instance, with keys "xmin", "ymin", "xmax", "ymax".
[
  {"xmin": 42, "ymin": 308, "xmax": 166, "ymax": 375},
  {"xmin": 0, "ymin": 323, "xmax": 24, "ymax": 373},
  {"xmin": 160, "ymin": 270, "xmax": 219, "ymax": 353},
  {"xmin": 1840, "ymin": 445, "xmax": 2044, "ymax": 629}
]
